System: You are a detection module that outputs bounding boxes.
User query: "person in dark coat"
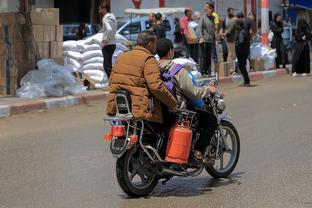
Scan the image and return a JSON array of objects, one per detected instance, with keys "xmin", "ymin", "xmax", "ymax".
[
  {"xmin": 235, "ymin": 20, "xmax": 251, "ymax": 86},
  {"xmin": 270, "ymin": 13, "xmax": 286, "ymax": 68},
  {"xmin": 292, "ymin": 19, "xmax": 311, "ymax": 76}
]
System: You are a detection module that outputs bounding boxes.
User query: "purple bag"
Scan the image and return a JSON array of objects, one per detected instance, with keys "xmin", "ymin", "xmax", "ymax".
[{"xmin": 162, "ymin": 64, "xmax": 183, "ymax": 96}]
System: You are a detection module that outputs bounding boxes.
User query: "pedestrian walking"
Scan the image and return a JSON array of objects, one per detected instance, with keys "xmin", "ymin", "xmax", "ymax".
[
  {"xmin": 198, "ymin": 2, "xmax": 215, "ymax": 76},
  {"xmin": 235, "ymin": 20, "xmax": 251, "ymax": 86},
  {"xmin": 180, "ymin": 8, "xmax": 199, "ymax": 63},
  {"xmin": 292, "ymin": 19, "xmax": 311, "ymax": 76},
  {"xmin": 270, "ymin": 13, "xmax": 286, "ymax": 68},
  {"xmin": 99, "ymin": 3, "xmax": 117, "ymax": 79}
]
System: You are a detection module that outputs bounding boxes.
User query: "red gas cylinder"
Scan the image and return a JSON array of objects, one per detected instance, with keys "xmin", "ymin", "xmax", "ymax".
[{"xmin": 165, "ymin": 127, "xmax": 193, "ymax": 164}]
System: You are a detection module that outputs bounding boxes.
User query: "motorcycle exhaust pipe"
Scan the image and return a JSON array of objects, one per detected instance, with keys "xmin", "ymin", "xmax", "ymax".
[{"xmin": 161, "ymin": 167, "xmax": 187, "ymax": 177}]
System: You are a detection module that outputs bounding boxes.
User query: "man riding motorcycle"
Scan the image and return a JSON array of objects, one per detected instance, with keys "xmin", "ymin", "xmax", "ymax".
[
  {"xmin": 106, "ymin": 31, "xmax": 177, "ymax": 129},
  {"xmin": 156, "ymin": 38, "xmax": 218, "ymax": 165}
]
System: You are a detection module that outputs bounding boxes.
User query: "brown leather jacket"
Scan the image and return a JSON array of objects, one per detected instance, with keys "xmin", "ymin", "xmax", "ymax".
[{"xmin": 106, "ymin": 46, "xmax": 177, "ymax": 123}]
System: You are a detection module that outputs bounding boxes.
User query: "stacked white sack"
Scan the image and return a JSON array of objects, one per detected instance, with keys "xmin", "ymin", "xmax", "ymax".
[{"xmin": 63, "ymin": 34, "xmax": 129, "ymax": 88}]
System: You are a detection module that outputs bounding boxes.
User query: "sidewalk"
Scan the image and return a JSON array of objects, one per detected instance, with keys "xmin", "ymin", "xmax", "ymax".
[{"xmin": 0, "ymin": 68, "xmax": 288, "ymax": 118}]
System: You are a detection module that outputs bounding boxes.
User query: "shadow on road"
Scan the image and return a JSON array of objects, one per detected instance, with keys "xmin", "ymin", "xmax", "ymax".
[{"xmin": 119, "ymin": 171, "xmax": 245, "ymax": 199}]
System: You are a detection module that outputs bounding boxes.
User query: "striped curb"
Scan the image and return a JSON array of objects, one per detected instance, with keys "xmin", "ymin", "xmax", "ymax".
[
  {"xmin": 219, "ymin": 69, "xmax": 288, "ymax": 85},
  {"xmin": 0, "ymin": 69, "xmax": 287, "ymax": 118},
  {"xmin": 0, "ymin": 92, "xmax": 109, "ymax": 118},
  {"xmin": 0, "ymin": 105, "xmax": 10, "ymax": 117}
]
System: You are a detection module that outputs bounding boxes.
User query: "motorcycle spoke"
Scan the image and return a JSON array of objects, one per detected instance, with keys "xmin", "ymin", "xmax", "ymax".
[
  {"xmin": 129, "ymin": 169, "xmax": 137, "ymax": 181},
  {"xmin": 220, "ymin": 154, "xmax": 224, "ymax": 169},
  {"xmin": 138, "ymin": 173, "xmax": 148, "ymax": 184}
]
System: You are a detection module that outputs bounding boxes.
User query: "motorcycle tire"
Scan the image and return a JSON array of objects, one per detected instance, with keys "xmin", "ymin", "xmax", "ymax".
[
  {"xmin": 116, "ymin": 146, "xmax": 160, "ymax": 198},
  {"xmin": 206, "ymin": 120, "xmax": 240, "ymax": 178}
]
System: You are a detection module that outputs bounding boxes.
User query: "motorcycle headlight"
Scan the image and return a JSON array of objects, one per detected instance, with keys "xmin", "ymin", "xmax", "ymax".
[{"xmin": 216, "ymin": 99, "xmax": 226, "ymax": 113}]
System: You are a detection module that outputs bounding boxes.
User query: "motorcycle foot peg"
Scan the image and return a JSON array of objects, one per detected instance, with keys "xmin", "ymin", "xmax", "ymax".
[{"xmin": 202, "ymin": 158, "xmax": 215, "ymax": 167}]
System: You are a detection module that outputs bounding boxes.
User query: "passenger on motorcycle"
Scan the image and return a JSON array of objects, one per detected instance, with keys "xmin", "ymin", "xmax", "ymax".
[
  {"xmin": 156, "ymin": 38, "xmax": 218, "ymax": 164},
  {"xmin": 106, "ymin": 31, "xmax": 177, "ymax": 127}
]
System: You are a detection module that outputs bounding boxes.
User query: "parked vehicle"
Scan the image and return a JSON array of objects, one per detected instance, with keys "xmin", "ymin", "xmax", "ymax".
[
  {"xmin": 104, "ymin": 74, "xmax": 240, "ymax": 197},
  {"xmin": 116, "ymin": 16, "xmax": 175, "ymax": 45},
  {"xmin": 63, "ymin": 23, "xmax": 101, "ymax": 41}
]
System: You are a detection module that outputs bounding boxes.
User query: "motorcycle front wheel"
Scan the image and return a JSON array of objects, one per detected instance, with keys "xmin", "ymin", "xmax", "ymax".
[
  {"xmin": 206, "ymin": 120, "xmax": 240, "ymax": 178},
  {"xmin": 116, "ymin": 146, "xmax": 160, "ymax": 198}
]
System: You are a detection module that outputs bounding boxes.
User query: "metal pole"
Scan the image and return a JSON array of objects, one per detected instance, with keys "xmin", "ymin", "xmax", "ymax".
[{"xmin": 261, "ymin": 0, "xmax": 269, "ymax": 45}]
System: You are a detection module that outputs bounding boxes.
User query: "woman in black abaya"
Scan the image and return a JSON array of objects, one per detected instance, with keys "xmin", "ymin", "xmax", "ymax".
[
  {"xmin": 271, "ymin": 13, "xmax": 286, "ymax": 68},
  {"xmin": 292, "ymin": 19, "xmax": 311, "ymax": 76}
]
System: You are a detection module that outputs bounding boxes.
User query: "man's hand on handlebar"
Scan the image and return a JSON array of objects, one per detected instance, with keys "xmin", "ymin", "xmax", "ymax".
[{"xmin": 207, "ymin": 85, "xmax": 217, "ymax": 95}]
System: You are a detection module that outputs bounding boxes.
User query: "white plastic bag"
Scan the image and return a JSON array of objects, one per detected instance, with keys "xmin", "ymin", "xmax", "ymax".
[
  {"xmin": 17, "ymin": 83, "xmax": 46, "ymax": 98},
  {"xmin": 250, "ymin": 43, "xmax": 262, "ymax": 61},
  {"xmin": 173, "ymin": 58, "xmax": 197, "ymax": 71},
  {"xmin": 82, "ymin": 50, "xmax": 103, "ymax": 61},
  {"xmin": 263, "ymin": 49, "xmax": 276, "ymax": 70},
  {"xmin": 37, "ymin": 59, "xmax": 56, "ymax": 71},
  {"xmin": 45, "ymin": 85, "xmax": 65, "ymax": 97},
  {"xmin": 64, "ymin": 85, "xmax": 87, "ymax": 95}
]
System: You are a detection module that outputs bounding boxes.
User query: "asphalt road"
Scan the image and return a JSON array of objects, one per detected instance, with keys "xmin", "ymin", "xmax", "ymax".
[{"xmin": 1, "ymin": 75, "xmax": 312, "ymax": 208}]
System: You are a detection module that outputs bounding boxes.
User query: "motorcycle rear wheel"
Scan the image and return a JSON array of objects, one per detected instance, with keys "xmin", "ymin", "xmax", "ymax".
[
  {"xmin": 206, "ymin": 120, "xmax": 240, "ymax": 178},
  {"xmin": 116, "ymin": 146, "xmax": 160, "ymax": 198}
]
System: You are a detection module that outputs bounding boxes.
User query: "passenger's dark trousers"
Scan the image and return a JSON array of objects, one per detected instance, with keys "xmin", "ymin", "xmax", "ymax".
[
  {"xmin": 193, "ymin": 109, "xmax": 218, "ymax": 153},
  {"xmin": 211, "ymin": 40, "xmax": 219, "ymax": 64},
  {"xmin": 102, "ymin": 45, "xmax": 116, "ymax": 79},
  {"xmin": 237, "ymin": 55, "xmax": 250, "ymax": 84},
  {"xmin": 200, "ymin": 42, "xmax": 212, "ymax": 75}
]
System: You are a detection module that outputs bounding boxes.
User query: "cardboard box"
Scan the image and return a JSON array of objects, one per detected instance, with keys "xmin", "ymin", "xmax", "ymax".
[
  {"xmin": 31, "ymin": 8, "xmax": 59, "ymax": 25},
  {"xmin": 44, "ymin": 25, "xmax": 56, "ymax": 41},
  {"xmin": 0, "ymin": 25, "xmax": 24, "ymax": 43},
  {"xmin": 0, "ymin": 42, "xmax": 5, "ymax": 56},
  {"xmin": 0, "ymin": 12, "xmax": 26, "ymax": 25},
  {"xmin": 55, "ymin": 25, "xmax": 63, "ymax": 42},
  {"xmin": 217, "ymin": 62, "xmax": 231, "ymax": 77},
  {"xmin": 37, "ymin": 42, "xmax": 50, "ymax": 58},
  {"xmin": 50, "ymin": 41, "xmax": 63, "ymax": 59},
  {"xmin": 32, "ymin": 25, "xmax": 45, "ymax": 42},
  {"xmin": 251, "ymin": 60, "xmax": 264, "ymax": 71}
]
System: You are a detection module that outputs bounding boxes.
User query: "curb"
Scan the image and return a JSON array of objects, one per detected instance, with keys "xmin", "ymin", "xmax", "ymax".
[
  {"xmin": 0, "ymin": 91, "xmax": 109, "ymax": 118},
  {"xmin": 0, "ymin": 69, "xmax": 288, "ymax": 118},
  {"xmin": 219, "ymin": 68, "xmax": 288, "ymax": 84}
]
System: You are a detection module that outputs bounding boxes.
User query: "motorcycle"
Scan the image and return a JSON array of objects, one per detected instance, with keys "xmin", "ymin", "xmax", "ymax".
[{"xmin": 103, "ymin": 74, "xmax": 240, "ymax": 197}]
